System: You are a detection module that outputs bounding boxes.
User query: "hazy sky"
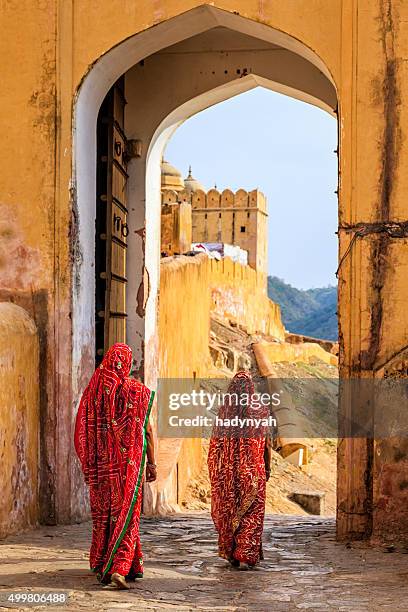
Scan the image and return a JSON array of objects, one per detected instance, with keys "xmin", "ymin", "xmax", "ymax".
[{"xmin": 165, "ymin": 87, "xmax": 338, "ymax": 290}]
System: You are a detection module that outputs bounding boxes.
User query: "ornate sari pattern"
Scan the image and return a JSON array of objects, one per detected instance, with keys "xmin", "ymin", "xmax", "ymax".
[
  {"xmin": 74, "ymin": 343, "xmax": 154, "ymax": 580},
  {"xmin": 207, "ymin": 371, "xmax": 267, "ymax": 566}
]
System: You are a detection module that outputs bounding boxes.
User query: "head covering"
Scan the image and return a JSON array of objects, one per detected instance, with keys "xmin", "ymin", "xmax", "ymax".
[
  {"xmin": 74, "ymin": 343, "xmax": 155, "ymax": 580},
  {"xmin": 74, "ymin": 343, "xmax": 133, "ymax": 482},
  {"xmin": 212, "ymin": 370, "xmax": 268, "ymax": 438}
]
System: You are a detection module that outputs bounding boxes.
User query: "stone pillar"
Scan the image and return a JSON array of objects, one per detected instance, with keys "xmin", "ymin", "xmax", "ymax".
[{"xmin": 337, "ymin": 0, "xmax": 408, "ymax": 544}]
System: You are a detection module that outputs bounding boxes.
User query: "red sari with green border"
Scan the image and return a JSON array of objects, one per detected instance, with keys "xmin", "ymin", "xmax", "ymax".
[{"xmin": 74, "ymin": 343, "xmax": 154, "ymax": 582}]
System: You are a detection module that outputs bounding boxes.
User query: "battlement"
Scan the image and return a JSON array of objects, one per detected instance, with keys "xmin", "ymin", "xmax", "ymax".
[
  {"xmin": 161, "ymin": 186, "xmax": 268, "ymax": 274},
  {"xmin": 162, "ymin": 187, "xmax": 267, "ymax": 213}
]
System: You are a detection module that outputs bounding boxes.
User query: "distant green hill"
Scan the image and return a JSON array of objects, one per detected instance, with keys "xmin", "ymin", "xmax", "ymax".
[{"xmin": 267, "ymin": 276, "xmax": 338, "ymax": 341}]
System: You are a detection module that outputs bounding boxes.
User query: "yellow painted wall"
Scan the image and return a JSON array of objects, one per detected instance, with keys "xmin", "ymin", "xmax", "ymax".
[
  {"xmin": 0, "ymin": 0, "xmax": 407, "ymax": 540},
  {"xmin": 158, "ymin": 254, "xmax": 284, "ymax": 378},
  {"xmin": 0, "ymin": 304, "xmax": 39, "ymax": 538},
  {"xmin": 158, "ymin": 254, "xmax": 213, "ymax": 380},
  {"xmin": 208, "ymin": 257, "xmax": 284, "ymax": 339},
  {"xmin": 156, "ymin": 254, "xmax": 211, "ymax": 509}
]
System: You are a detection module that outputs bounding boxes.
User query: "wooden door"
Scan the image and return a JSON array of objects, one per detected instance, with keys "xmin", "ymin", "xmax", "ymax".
[{"xmin": 95, "ymin": 78, "xmax": 129, "ymax": 362}]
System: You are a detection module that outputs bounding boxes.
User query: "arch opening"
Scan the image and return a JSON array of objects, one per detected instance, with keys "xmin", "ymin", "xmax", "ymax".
[
  {"xmin": 154, "ymin": 85, "xmax": 338, "ymax": 513},
  {"xmin": 73, "ymin": 5, "xmax": 338, "ymax": 515}
]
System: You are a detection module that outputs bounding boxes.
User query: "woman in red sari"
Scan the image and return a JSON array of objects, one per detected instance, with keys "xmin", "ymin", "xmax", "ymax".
[
  {"xmin": 74, "ymin": 343, "xmax": 156, "ymax": 589},
  {"xmin": 207, "ymin": 371, "xmax": 271, "ymax": 570}
]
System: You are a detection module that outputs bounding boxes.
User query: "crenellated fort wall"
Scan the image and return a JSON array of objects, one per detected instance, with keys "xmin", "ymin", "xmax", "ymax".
[{"xmin": 161, "ymin": 188, "xmax": 268, "ymax": 274}]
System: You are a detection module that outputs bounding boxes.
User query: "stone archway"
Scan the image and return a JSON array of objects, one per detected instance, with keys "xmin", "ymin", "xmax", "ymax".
[
  {"xmin": 68, "ymin": 3, "xmax": 408, "ymax": 545},
  {"xmin": 73, "ymin": 5, "xmax": 337, "ymax": 397},
  {"xmin": 73, "ymin": 5, "xmax": 339, "ymax": 520}
]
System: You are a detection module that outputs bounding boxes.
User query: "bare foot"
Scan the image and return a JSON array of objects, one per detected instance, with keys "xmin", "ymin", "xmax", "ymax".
[{"xmin": 110, "ymin": 573, "xmax": 130, "ymax": 590}]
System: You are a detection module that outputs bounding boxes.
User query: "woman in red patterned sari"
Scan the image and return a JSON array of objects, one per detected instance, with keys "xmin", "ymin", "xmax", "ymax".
[
  {"xmin": 207, "ymin": 371, "xmax": 271, "ymax": 570},
  {"xmin": 74, "ymin": 343, "xmax": 156, "ymax": 589}
]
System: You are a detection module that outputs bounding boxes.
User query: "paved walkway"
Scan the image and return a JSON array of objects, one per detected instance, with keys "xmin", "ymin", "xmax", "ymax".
[{"xmin": 0, "ymin": 514, "xmax": 407, "ymax": 611}]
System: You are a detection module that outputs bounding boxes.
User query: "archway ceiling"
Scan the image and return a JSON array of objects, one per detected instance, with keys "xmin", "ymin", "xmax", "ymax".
[{"xmin": 156, "ymin": 25, "xmax": 282, "ymax": 54}]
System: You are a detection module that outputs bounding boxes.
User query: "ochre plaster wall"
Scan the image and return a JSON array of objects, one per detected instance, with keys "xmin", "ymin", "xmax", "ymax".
[
  {"xmin": 0, "ymin": 304, "xmax": 39, "ymax": 538},
  {"xmin": 158, "ymin": 254, "xmax": 284, "ymax": 378},
  {"xmin": 156, "ymin": 253, "xmax": 284, "ymax": 507},
  {"xmin": 208, "ymin": 257, "xmax": 284, "ymax": 339},
  {"xmin": 1, "ymin": 0, "xmax": 407, "ymax": 542}
]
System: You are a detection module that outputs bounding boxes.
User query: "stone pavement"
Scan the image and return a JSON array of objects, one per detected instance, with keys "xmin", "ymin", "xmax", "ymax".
[{"xmin": 1, "ymin": 514, "xmax": 408, "ymax": 611}]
